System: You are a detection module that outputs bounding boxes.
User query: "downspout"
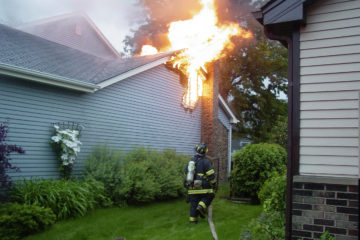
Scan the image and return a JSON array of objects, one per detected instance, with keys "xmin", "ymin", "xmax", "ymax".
[
  {"xmin": 228, "ymin": 124, "xmax": 232, "ymax": 178},
  {"xmin": 264, "ymin": 26, "xmax": 297, "ymax": 240}
]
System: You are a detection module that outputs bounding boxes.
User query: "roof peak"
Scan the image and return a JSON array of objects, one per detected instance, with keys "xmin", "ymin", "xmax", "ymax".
[{"xmin": 17, "ymin": 12, "xmax": 121, "ymax": 59}]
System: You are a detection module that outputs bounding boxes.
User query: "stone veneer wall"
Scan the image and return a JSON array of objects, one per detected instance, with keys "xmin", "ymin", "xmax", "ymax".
[{"xmin": 292, "ymin": 176, "xmax": 358, "ymax": 240}]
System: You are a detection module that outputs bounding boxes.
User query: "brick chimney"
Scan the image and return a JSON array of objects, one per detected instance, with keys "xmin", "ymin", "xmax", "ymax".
[
  {"xmin": 201, "ymin": 62, "xmax": 218, "ymax": 159},
  {"xmin": 201, "ymin": 62, "xmax": 230, "ymax": 182}
]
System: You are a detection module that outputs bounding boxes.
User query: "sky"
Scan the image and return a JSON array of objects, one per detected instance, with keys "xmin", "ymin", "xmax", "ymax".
[{"xmin": 0, "ymin": 0, "xmax": 146, "ymax": 53}]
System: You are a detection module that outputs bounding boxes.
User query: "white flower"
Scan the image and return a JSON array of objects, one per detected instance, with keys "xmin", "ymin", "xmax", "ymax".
[
  {"xmin": 51, "ymin": 126, "xmax": 82, "ymax": 168},
  {"xmin": 51, "ymin": 135, "xmax": 62, "ymax": 142}
]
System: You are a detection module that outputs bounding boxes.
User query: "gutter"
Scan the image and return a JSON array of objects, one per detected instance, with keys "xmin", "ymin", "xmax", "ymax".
[
  {"xmin": 218, "ymin": 94, "xmax": 239, "ymax": 124},
  {"xmin": 0, "ymin": 63, "xmax": 99, "ymax": 93},
  {"xmin": 98, "ymin": 56, "xmax": 170, "ymax": 89}
]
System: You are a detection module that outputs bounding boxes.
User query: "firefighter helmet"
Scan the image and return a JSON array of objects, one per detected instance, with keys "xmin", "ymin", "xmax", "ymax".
[{"xmin": 195, "ymin": 144, "xmax": 208, "ymax": 156}]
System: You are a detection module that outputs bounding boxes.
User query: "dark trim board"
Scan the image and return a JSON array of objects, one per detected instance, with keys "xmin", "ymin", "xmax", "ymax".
[
  {"xmin": 263, "ymin": 24, "xmax": 299, "ymax": 239},
  {"xmin": 286, "ymin": 27, "xmax": 301, "ymax": 240}
]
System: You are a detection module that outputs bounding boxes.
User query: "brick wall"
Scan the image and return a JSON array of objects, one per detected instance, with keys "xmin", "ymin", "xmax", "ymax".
[
  {"xmin": 292, "ymin": 176, "xmax": 359, "ymax": 240},
  {"xmin": 201, "ymin": 62, "xmax": 229, "ymax": 181}
]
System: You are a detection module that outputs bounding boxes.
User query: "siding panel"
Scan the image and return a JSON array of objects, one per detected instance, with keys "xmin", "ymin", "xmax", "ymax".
[
  {"xmin": 300, "ymin": 137, "xmax": 358, "ymax": 147},
  {"xmin": 300, "ymin": 26, "xmax": 360, "ymax": 41},
  {"xmin": 301, "ymin": 63, "xmax": 360, "ymax": 75},
  {"xmin": 300, "ymin": 35, "xmax": 360, "ymax": 50},
  {"xmin": 301, "ymin": 91, "xmax": 359, "ymax": 101},
  {"xmin": 301, "ymin": 81, "xmax": 360, "ymax": 92},
  {"xmin": 300, "ymin": 165, "xmax": 358, "ymax": 176},
  {"xmin": 307, "ymin": 1, "xmax": 360, "ymax": 15},
  {"xmin": 307, "ymin": 8, "xmax": 360, "ymax": 23},
  {"xmin": 301, "ymin": 155, "xmax": 358, "ymax": 166},
  {"xmin": 301, "ymin": 109, "xmax": 358, "ymax": 119},
  {"xmin": 300, "ymin": 54, "xmax": 360, "ymax": 66},
  {"xmin": 300, "ymin": 146, "xmax": 358, "ymax": 156},
  {"xmin": 299, "ymin": 0, "xmax": 360, "ymax": 177},
  {"xmin": 301, "ymin": 45, "xmax": 360, "ymax": 58},
  {"xmin": 218, "ymin": 106, "xmax": 231, "ymax": 130},
  {"xmin": 302, "ymin": 17, "xmax": 360, "ymax": 32},
  {"xmin": 300, "ymin": 100, "xmax": 358, "ymax": 110},
  {"xmin": 300, "ymin": 128, "xmax": 358, "ymax": 137},
  {"xmin": 301, "ymin": 72, "xmax": 360, "ymax": 83},
  {"xmin": 301, "ymin": 119, "xmax": 357, "ymax": 128},
  {"xmin": 0, "ymin": 65, "xmax": 202, "ymax": 180}
]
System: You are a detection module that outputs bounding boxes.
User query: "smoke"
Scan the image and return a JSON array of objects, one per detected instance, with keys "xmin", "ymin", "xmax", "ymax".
[{"xmin": 0, "ymin": 0, "xmax": 146, "ymax": 52}]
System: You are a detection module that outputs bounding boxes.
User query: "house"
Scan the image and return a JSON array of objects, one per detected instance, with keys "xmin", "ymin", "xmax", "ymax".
[
  {"xmin": 0, "ymin": 14, "xmax": 238, "ymax": 182},
  {"xmin": 254, "ymin": 0, "xmax": 359, "ymax": 239}
]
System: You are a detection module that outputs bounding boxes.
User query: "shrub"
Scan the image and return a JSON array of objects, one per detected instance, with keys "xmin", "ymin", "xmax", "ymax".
[
  {"xmin": 230, "ymin": 143, "xmax": 286, "ymax": 201},
  {"xmin": 84, "ymin": 146, "xmax": 188, "ymax": 204},
  {"xmin": 83, "ymin": 145, "xmax": 124, "ymax": 203},
  {"xmin": 117, "ymin": 147, "xmax": 188, "ymax": 204},
  {"xmin": 0, "ymin": 202, "xmax": 56, "ymax": 240},
  {"xmin": 239, "ymin": 211, "xmax": 285, "ymax": 240},
  {"xmin": 11, "ymin": 178, "xmax": 110, "ymax": 219},
  {"xmin": 258, "ymin": 171, "xmax": 286, "ymax": 213},
  {"xmin": 0, "ymin": 121, "xmax": 25, "ymax": 190}
]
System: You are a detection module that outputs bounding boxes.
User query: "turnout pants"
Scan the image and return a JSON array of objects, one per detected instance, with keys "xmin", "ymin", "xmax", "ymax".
[{"xmin": 189, "ymin": 193, "xmax": 215, "ymax": 222}]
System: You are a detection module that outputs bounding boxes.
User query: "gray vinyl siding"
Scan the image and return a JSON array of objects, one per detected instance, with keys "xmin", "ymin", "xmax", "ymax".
[
  {"xmin": 0, "ymin": 65, "xmax": 201, "ymax": 179},
  {"xmin": 218, "ymin": 106, "xmax": 231, "ymax": 130},
  {"xmin": 299, "ymin": 0, "xmax": 360, "ymax": 177}
]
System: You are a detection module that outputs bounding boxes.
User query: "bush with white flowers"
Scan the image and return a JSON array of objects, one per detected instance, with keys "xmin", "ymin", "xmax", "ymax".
[{"xmin": 50, "ymin": 125, "xmax": 82, "ymax": 179}]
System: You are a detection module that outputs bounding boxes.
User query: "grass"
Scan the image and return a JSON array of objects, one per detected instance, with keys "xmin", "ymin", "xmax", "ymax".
[{"xmin": 24, "ymin": 186, "xmax": 262, "ymax": 240}]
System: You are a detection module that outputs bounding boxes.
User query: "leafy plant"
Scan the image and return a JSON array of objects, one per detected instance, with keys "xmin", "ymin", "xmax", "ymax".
[
  {"xmin": 258, "ymin": 171, "xmax": 286, "ymax": 213},
  {"xmin": 0, "ymin": 202, "xmax": 56, "ymax": 240},
  {"xmin": 117, "ymin": 147, "xmax": 188, "ymax": 203},
  {"xmin": 0, "ymin": 121, "xmax": 25, "ymax": 190},
  {"xmin": 83, "ymin": 145, "xmax": 124, "ymax": 203},
  {"xmin": 239, "ymin": 211, "xmax": 285, "ymax": 240},
  {"xmin": 11, "ymin": 178, "xmax": 110, "ymax": 219},
  {"xmin": 317, "ymin": 231, "xmax": 334, "ymax": 240},
  {"xmin": 84, "ymin": 146, "xmax": 188, "ymax": 204},
  {"xmin": 230, "ymin": 143, "xmax": 286, "ymax": 202},
  {"xmin": 50, "ymin": 125, "xmax": 81, "ymax": 179}
]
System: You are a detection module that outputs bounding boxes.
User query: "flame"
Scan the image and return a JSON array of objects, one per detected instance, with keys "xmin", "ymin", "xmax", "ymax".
[
  {"xmin": 140, "ymin": 45, "xmax": 159, "ymax": 56},
  {"xmin": 141, "ymin": 0, "xmax": 252, "ymax": 109}
]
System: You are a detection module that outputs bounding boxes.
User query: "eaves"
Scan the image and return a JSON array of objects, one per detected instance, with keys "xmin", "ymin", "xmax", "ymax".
[{"xmin": 0, "ymin": 63, "xmax": 100, "ymax": 93}]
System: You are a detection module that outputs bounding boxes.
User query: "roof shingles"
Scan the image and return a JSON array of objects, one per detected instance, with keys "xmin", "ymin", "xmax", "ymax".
[{"xmin": 0, "ymin": 24, "xmax": 174, "ymax": 85}]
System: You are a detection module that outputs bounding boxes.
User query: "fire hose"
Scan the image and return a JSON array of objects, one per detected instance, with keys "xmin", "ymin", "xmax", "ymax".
[{"xmin": 208, "ymin": 204, "xmax": 218, "ymax": 240}]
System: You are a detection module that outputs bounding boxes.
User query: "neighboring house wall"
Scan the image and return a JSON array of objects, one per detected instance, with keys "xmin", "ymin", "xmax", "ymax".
[
  {"xmin": 0, "ymin": 65, "xmax": 202, "ymax": 179},
  {"xmin": 292, "ymin": 1, "xmax": 360, "ymax": 239},
  {"xmin": 299, "ymin": 0, "xmax": 360, "ymax": 178}
]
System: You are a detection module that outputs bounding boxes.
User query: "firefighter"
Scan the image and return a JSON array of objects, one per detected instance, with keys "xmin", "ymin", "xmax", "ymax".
[{"xmin": 184, "ymin": 143, "xmax": 216, "ymax": 223}]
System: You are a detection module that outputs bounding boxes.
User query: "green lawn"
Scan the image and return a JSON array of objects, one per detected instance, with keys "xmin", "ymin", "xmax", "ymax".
[{"xmin": 24, "ymin": 197, "xmax": 261, "ymax": 240}]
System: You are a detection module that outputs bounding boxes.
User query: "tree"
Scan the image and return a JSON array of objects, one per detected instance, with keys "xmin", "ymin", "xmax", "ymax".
[{"xmin": 218, "ymin": 6, "xmax": 288, "ymax": 144}]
